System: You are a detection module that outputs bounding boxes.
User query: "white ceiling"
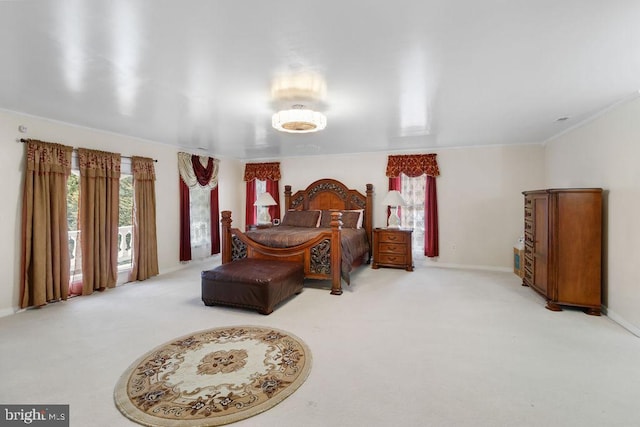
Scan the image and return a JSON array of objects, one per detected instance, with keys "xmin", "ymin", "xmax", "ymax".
[{"xmin": 2, "ymin": 0, "xmax": 640, "ymax": 160}]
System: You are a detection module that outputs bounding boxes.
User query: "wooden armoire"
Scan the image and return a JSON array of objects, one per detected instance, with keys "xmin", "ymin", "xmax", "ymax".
[{"xmin": 522, "ymin": 188, "xmax": 603, "ymax": 315}]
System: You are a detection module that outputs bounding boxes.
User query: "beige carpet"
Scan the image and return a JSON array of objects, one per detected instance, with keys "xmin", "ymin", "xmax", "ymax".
[
  {"xmin": 114, "ymin": 325, "xmax": 312, "ymax": 426},
  {"xmin": 3, "ymin": 259, "xmax": 640, "ymax": 426}
]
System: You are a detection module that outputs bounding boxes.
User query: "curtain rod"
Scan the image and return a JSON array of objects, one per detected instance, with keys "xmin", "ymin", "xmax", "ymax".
[{"xmin": 18, "ymin": 138, "xmax": 158, "ymax": 162}]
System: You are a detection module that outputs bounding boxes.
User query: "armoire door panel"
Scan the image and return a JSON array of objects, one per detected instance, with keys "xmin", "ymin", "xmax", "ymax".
[{"xmin": 522, "ymin": 188, "xmax": 602, "ymax": 315}]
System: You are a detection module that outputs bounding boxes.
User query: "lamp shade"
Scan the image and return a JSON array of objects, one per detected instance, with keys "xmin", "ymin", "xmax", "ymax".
[
  {"xmin": 254, "ymin": 192, "xmax": 277, "ymax": 207},
  {"xmin": 382, "ymin": 190, "xmax": 406, "ymax": 207}
]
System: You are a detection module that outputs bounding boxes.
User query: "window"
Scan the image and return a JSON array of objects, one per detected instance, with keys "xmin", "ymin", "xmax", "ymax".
[
  {"xmin": 254, "ymin": 179, "xmax": 267, "ymax": 221},
  {"xmin": 67, "ymin": 172, "xmax": 81, "ymax": 284},
  {"xmin": 67, "ymin": 169, "xmax": 134, "ymax": 294},
  {"xmin": 189, "ymin": 185, "xmax": 212, "ymax": 259},
  {"xmin": 118, "ymin": 175, "xmax": 134, "ymax": 269},
  {"xmin": 400, "ymin": 174, "xmax": 426, "ymax": 255},
  {"xmin": 255, "ymin": 179, "xmax": 266, "ymax": 194}
]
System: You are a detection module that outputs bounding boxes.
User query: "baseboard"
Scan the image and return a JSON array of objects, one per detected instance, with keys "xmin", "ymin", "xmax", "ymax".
[
  {"xmin": 158, "ymin": 256, "xmax": 221, "ymax": 276},
  {"xmin": 417, "ymin": 259, "xmax": 512, "ymax": 273},
  {"xmin": 0, "ymin": 307, "xmax": 21, "ymax": 318},
  {"xmin": 0, "ymin": 258, "xmax": 223, "ymax": 318},
  {"xmin": 602, "ymin": 306, "xmax": 640, "ymax": 338},
  {"xmin": 158, "ymin": 264, "xmax": 187, "ymax": 275}
]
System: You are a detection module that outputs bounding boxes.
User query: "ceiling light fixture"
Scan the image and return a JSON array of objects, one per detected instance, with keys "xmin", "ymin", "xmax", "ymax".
[{"xmin": 272, "ymin": 104, "xmax": 327, "ymax": 133}]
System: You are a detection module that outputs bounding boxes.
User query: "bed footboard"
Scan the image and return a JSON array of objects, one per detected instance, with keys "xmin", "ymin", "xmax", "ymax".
[{"xmin": 221, "ymin": 210, "xmax": 344, "ymax": 295}]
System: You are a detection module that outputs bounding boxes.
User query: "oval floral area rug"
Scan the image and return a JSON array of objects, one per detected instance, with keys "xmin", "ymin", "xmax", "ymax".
[{"xmin": 114, "ymin": 325, "xmax": 312, "ymax": 426}]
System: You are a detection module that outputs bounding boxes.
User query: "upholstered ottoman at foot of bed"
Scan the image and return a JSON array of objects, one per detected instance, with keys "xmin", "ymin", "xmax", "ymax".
[{"xmin": 201, "ymin": 258, "xmax": 304, "ymax": 315}]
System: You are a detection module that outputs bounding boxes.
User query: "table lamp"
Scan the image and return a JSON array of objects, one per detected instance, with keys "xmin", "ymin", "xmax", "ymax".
[
  {"xmin": 382, "ymin": 190, "xmax": 406, "ymax": 228},
  {"xmin": 254, "ymin": 192, "xmax": 278, "ymax": 225}
]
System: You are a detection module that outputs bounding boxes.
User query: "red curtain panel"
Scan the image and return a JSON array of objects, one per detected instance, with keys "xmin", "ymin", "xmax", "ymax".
[{"xmin": 179, "ymin": 178, "xmax": 192, "ymax": 262}]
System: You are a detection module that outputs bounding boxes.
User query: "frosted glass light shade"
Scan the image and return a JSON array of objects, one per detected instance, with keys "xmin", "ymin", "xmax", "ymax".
[{"xmin": 272, "ymin": 105, "xmax": 327, "ymax": 133}]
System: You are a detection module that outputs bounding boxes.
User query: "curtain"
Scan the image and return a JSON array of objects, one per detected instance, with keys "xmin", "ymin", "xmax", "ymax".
[
  {"xmin": 243, "ymin": 162, "xmax": 281, "ymax": 182},
  {"xmin": 20, "ymin": 140, "xmax": 73, "ymax": 308},
  {"xmin": 245, "ymin": 180, "xmax": 257, "ymax": 228},
  {"xmin": 179, "ymin": 179, "xmax": 191, "ymax": 261},
  {"xmin": 191, "ymin": 156, "xmax": 219, "ymax": 255},
  {"xmin": 386, "ymin": 153, "xmax": 440, "ymax": 258},
  {"xmin": 244, "ymin": 162, "xmax": 281, "ymax": 228},
  {"xmin": 77, "ymin": 148, "xmax": 121, "ymax": 294},
  {"xmin": 129, "ymin": 156, "xmax": 159, "ymax": 281},
  {"xmin": 266, "ymin": 179, "xmax": 281, "ymax": 222},
  {"xmin": 425, "ymin": 175, "xmax": 439, "ymax": 257},
  {"xmin": 210, "ymin": 186, "xmax": 220, "ymax": 254},
  {"xmin": 386, "ymin": 154, "xmax": 439, "ymax": 178},
  {"xmin": 177, "ymin": 152, "xmax": 220, "ymax": 261}
]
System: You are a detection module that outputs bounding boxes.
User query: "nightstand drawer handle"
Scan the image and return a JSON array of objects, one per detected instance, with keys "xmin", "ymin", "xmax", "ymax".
[
  {"xmin": 388, "ymin": 256, "xmax": 397, "ymax": 261},
  {"xmin": 387, "ymin": 236, "xmax": 398, "ymax": 241}
]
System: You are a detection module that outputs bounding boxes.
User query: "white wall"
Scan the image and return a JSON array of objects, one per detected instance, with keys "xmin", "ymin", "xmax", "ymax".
[
  {"xmin": 545, "ymin": 96, "xmax": 640, "ymax": 336},
  {"xmin": 278, "ymin": 143, "xmax": 545, "ymax": 270},
  {"xmin": 433, "ymin": 144, "xmax": 544, "ymax": 268},
  {"xmin": 0, "ymin": 110, "xmax": 242, "ymax": 316}
]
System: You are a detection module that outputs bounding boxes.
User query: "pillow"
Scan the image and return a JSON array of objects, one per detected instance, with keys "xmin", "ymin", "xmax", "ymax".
[
  {"xmin": 342, "ymin": 209, "xmax": 364, "ymax": 229},
  {"xmin": 340, "ymin": 211, "xmax": 362, "ymax": 229},
  {"xmin": 319, "ymin": 209, "xmax": 363, "ymax": 229},
  {"xmin": 319, "ymin": 210, "xmax": 338, "ymax": 228},
  {"xmin": 280, "ymin": 210, "xmax": 321, "ymax": 228}
]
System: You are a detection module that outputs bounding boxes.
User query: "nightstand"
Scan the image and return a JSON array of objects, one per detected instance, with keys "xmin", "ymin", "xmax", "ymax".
[{"xmin": 372, "ymin": 228, "xmax": 413, "ymax": 271}]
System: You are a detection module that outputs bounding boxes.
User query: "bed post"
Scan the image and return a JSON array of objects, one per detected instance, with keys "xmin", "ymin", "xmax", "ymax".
[
  {"xmin": 221, "ymin": 210, "xmax": 232, "ymax": 264},
  {"xmin": 284, "ymin": 185, "xmax": 292, "ymax": 210},
  {"xmin": 330, "ymin": 211, "xmax": 343, "ymax": 295},
  {"xmin": 365, "ymin": 183, "xmax": 374, "ymax": 256}
]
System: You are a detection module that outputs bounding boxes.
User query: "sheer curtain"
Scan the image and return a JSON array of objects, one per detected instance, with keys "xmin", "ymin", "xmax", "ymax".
[
  {"xmin": 190, "ymin": 185, "xmax": 212, "ymax": 259},
  {"xmin": 129, "ymin": 156, "xmax": 159, "ymax": 281},
  {"xmin": 400, "ymin": 175, "xmax": 426, "ymax": 255},
  {"xmin": 77, "ymin": 148, "xmax": 121, "ymax": 294},
  {"xmin": 20, "ymin": 139, "xmax": 73, "ymax": 308}
]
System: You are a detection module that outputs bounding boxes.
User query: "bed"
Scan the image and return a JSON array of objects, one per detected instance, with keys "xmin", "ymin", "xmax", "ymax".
[{"xmin": 221, "ymin": 179, "xmax": 374, "ymax": 295}]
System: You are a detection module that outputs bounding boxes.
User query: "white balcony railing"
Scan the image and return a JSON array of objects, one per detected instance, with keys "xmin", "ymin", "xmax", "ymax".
[
  {"xmin": 190, "ymin": 221, "xmax": 211, "ymax": 260},
  {"xmin": 69, "ymin": 226, "xmax": 133, "ymax": 274}
]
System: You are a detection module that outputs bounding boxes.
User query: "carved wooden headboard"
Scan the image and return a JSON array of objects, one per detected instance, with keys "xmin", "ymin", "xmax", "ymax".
[{"xmin": 284, "ymin": 178, "xmax": 374, "ymax": 246}]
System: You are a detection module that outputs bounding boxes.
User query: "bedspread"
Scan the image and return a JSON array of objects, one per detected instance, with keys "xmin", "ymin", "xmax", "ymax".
[{"xmin": 246, "ymin": 226, "xmax": 370, "ymax": 282}]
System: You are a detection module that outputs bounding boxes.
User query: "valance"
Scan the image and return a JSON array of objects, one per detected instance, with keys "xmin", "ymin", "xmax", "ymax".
[
  {"xmin": 132, "ymin": 156, "xmax": 156, "ymax": 181},
  {"xmin": 78, "ymin": 148, "xmax": 121, "ymax": 179},
  {"xmin": 178, "ymin": 152, "xmax": 219, "ymax": 188},
  {"xmin": 243, "ymin": 162, "xmax": 281, "ymax": 182},
  {"xmin": 386, "ymin": 154, "xmax": 440, "ymax": 178},
  {"xmin": 25, "ymin": 139, "xmax": 73, "ymax": 175}
]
